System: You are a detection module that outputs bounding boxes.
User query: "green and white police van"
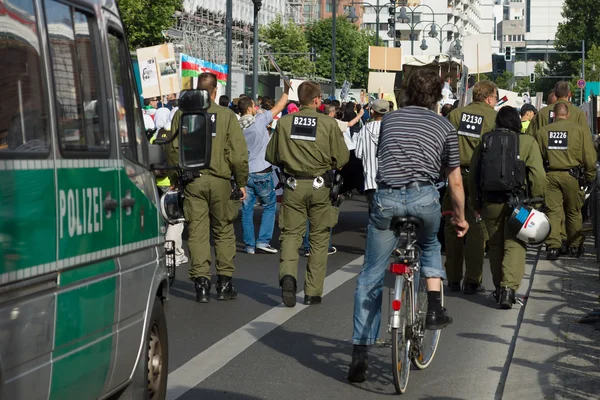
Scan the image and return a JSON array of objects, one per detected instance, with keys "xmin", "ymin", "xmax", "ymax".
[{"xmin": 0, "ymin": 0, "xmax": 180, "ymax": 398}]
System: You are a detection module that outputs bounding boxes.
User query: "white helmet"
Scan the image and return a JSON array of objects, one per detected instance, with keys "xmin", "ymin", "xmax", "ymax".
[
  {"xmin": 160, "ymin": 189, "xmax": 185, "ymax": 225},
  {"xmin": 507, "ymin": 203, "xmax": 551, "ymax": 245}
]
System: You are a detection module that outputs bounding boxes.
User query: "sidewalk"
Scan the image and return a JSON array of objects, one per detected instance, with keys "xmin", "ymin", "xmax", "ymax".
[{"xmin": 503, "ymin": 237, "xmax": 600, "ymax": 399}]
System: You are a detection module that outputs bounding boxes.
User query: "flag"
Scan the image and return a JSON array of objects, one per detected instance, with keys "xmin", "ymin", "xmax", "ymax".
[
  {"xmin": 497, "ymin": 95, "xmax": 509, "ymax": 107},
  {"xmin": 180, "ymin": 54, "xmax": 228, "ymax": 85}
]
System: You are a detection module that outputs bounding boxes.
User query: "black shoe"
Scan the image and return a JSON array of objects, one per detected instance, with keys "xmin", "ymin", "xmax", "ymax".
[
  {"xmin": 280, "ymin": 275, "xmax": 297, "ymax": 307},
  {"xmin": 347, "ymin": 346, "xmax": 368, "ymax": 383},
  {"xmin": 215, "ymin": 275, "xmax": 237, "ymax": 301},
  {"xmin": 547, "ymin": 248, "xmax": 560, "ymax": 261},
  {"xmin": 193, "ymin": 277, "xmax": 211, "ymax": 303},
  {"xmin": 569, "ymin": 243, "xmax": 584, "ymax": 258},
  {"xmin": 492, "ymin": 287, "xmax": 501, "ymax": 304},
  {"xmin": 560, "ymin": 241, "xmax": 569, "ymax": 255},
  {"xmin": 448, "ymin": 281, "xmax": 462, "ymax": 292},
  {"xmin": 463, "ymin": 282, "xmax": 485, "ymax": 295},
  {"xmin": 499, "ymin": 287, "xmax": 516, "ymax": 310},
  {"xmin": 304, "ymin": 295, "xmax": 322, "ymax": 305},
  {"xmin": 425, "ymin": 307, "xmax": 453, "ymax": 330}
]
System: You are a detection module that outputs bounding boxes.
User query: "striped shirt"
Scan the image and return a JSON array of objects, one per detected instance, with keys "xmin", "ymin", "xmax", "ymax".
[
  {"xmin": 354, "ymin": 120, "xmax": 381, "ymax": 191},
  {"xmin": 377, "ymin": 106, "xmax": 460, "ymax": 187}
]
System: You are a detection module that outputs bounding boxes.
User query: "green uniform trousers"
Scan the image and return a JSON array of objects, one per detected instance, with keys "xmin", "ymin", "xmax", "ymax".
[
  {"xmin": 443, "ymin": 172, "xmax": 485, "ymax": 285},
  {"xmin": 279, "ymin": 180, "xmax": 339, "ymax": 297},
  {"xmin": 184, "ymin": 174, "xmax": 239, "ymax": 279},
  {"xmin": 482, "ymin": 202, "xmax": 526, "ymax": 291},
  {"xmin": 546, "ymin": 171, "xmax": 585, "ymax": 249}
]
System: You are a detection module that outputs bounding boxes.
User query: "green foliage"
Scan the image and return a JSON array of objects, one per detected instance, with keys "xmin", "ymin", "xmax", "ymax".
[
  {"xmin": 305, "ymin": 17, "xmax": 379, "ymax": 88},
  {"xmin": 260, "ymin": 16, "xmax": 312, "ymax": 78},
  {"xmin": 493, "ymin": 70, "xmax": 514, "ymax": 90},
  {"xmin": 117, "ymin": 0, "xmax": 182, "ymax": 51},
  {"xmin": 555, "ymin": 0, "xmax": 600, "ymax": 53}
]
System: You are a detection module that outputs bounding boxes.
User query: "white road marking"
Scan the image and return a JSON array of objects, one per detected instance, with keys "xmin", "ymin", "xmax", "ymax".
[{"xmin": 166, "ymin": 256, "xmax": 364, "ymax": 400}]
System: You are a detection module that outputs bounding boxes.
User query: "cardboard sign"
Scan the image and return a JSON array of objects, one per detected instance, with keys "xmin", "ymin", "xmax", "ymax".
[
  {"xmin": 136, "ymin": 43, "xmax": 180, "ymax": 98},
  {"xmin": 462, "ymin": 35, "xmax": 493, "ymax": 74},
  {"xmin": 368, "ymin": 46, "xmax": 402, "ymax": 71},
  {"xmin": 367, "ymin": 72, "xmax": 396, "ymax": 94}
]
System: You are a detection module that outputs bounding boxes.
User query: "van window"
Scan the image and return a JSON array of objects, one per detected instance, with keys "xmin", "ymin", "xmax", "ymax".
[
  {"xmin": 0, "ymin": 0, "xmax": 49, "ymax": 156},
  {"xmin": 45, "ymin": 0, "xmax": 108, "ymax": 156},
  {"xmin": 107, "ymin": 30, "xmax": 148, "ymax": 166}
]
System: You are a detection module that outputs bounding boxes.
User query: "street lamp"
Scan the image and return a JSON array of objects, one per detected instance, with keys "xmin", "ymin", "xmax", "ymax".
[
  {"xmin": 347, "ymin": 1, "xmax": 393, "ymax": 47},
  {"xmin": 252, "ymin": 0, "xmax": 262, "ymax": 101},
  {"xmin": 396, "ymin": 5, "xmax": 436, "ymax": 55},
  {"xmin": 421, "ymin": 22, "xmax": 462, "ymax": 55},
  {"xmin": 225, "ymin": 0, "xmax": 233, "ymax": 99},
  {"xmin": 420, "ymin": 38, "xmax": 428, "ymax": 51}
]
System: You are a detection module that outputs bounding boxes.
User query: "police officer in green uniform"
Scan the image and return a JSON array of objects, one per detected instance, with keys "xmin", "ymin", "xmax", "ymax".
[
  {"xmin": 470, "ymin": 106, "xmax": 547, "ymax": 309},
  {"xmin": 527, "ymin": 81, "xmax": 590, "ymax": 253},
  {"xmin": 167, "ymin": 73, "xmax": 249, "ymax": 303},
  {"xmin": 527, "ymin": 81, "xmax": 589, "ymax": 138},
  {"xmin": 445, "ymin": 80, "xmax": 498, "ymax": 294},
  {"xmin": 265, "ymin": 81, "xmax": 349, "ymax": 307},
  {"xmin": 536, "ymin": 102, "xmax": 596, "ymax": 260}
]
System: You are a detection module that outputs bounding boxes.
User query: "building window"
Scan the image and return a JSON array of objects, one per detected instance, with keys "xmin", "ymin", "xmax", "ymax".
[
  {"xmin": 326, "ymin": 1, "xmax": 332, "ymax": 13},
  {"xmin": 380, "ymin": 23, "xmax": 388, "ymax": 31}
]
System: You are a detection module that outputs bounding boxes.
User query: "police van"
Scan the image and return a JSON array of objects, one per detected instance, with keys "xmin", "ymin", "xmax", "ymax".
[{"xmin": 0, "ymin": 0, "xmax": 174, "ymax": 398}]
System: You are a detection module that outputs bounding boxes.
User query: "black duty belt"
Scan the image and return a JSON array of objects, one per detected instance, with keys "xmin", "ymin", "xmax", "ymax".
[
  {"xmin": 380, "ymin": 181, "xmax": 433, "ymax": 190},
  {"xmin": 254, "ymin": 166, "xmax": 273, "ymax": 174}
]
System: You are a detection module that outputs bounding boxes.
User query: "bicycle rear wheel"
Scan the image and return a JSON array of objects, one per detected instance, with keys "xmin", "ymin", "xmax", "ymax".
[
  {"xmin": 391, "ymin": 279, "xmax": 411, "ymax": 394},
  {"xmin": 412, "ymin": 269, "xmax": 442, "ymax": 370}
]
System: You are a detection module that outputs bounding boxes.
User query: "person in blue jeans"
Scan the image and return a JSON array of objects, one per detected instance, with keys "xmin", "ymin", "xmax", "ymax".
[
  {"xmin": 347, "ymin": 69, "xmax": 469, "ymax": 384},
  {"xmin": 303, "ymin": 221, "xmax": 336, "ymax": 256},
  {"xmin": 238, "ymin": 83, "xmax": 290, "ymax": 254}
]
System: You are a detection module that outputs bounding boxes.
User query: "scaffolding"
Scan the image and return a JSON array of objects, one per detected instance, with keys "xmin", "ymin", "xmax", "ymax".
[{"xmin": 286, "ymin": 0, "xmax": 320, "ymax": 25}]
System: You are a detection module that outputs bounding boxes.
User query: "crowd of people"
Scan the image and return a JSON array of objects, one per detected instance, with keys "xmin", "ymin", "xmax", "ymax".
[{"xmin": 142, "ymin": 72, "xmax": 596, "ymax": 385}]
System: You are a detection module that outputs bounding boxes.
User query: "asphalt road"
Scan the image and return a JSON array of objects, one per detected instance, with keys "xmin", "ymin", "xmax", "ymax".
[{"xmin": 163, "ymin": 196, "xmax": 540, "ymax": 400}]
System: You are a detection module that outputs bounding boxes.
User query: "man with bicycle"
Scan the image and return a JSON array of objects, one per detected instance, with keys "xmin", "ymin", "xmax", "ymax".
[{"xmin": 348, "ymin": 69, "xmax": 469, "ymax": 383}]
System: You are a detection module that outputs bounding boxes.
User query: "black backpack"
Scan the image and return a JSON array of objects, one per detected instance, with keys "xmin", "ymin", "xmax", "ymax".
[{"xmin": 479, "ymin": 129, "xmax": 526, "ymax": 193}]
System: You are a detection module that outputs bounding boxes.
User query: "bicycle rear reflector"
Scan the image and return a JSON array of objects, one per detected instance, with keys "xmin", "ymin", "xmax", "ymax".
[
  {"xmin": 392, "ymin": 300, "xmax": 402, "ymax": 311},
  {"xmin": 390, "ymin": 263, "xmax": 410, "ymax": 275}
]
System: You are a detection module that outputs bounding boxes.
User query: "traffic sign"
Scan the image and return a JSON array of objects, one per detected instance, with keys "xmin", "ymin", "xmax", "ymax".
[{"xmin": 577, "ymin": 79, "xmax": 586, "ymax": 89}]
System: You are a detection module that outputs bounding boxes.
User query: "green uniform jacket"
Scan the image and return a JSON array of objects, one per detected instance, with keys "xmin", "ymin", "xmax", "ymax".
[
  {"xmin": 265, "ymin": 106, "xmax": 350, "ymax": 176},
  {"xmin": 167, "ymin": 102, "xmax": 249, "ymax": 187},
  {"xmin": 448, "ymin": 102, "xmax": 498, "ymax": 167},
  {"xmin": 535, "ymin": 119, "xmax": 597, "ymax": 182},
  {"xmin": 470, "ymin": 130, "xmax": 547, "ymax": 208},
  {"xmin": 526, "ymin": 99, "xmax": 589, "ymax": 137}
]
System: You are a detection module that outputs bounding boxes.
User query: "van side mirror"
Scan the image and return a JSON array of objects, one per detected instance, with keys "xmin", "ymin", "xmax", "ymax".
[{"xmin": 179, "ymin": 113, "xmax": 212, "ymax": 169}]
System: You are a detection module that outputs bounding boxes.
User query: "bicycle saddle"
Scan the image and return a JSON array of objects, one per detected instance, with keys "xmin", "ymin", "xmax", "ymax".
[{"xmin": 390, "ymin": 216, "xmax": 423, "ymax": 232}]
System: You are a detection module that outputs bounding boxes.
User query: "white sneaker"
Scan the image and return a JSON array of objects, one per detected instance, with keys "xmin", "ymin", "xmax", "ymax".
[
  {"xmin": 256, "ymin": 244, "xmax": 278, "ymax": 254},
  {"xmin": 176, "ymin": 255, "xmax": 188, "ymax": 265}
]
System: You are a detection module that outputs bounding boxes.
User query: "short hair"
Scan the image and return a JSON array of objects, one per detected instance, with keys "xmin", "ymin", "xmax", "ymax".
[
  {"xmin": 324, "ymin": 104, "xmax": 336, "ymax": 115},
  {"xmin": 262, "ymin": 99, "xmax": 276, "ymax": 110},
  {"xmin": 197, "ymin": 73, "xmax": 217, "ymax": 91},
  {"xmin": 495, "ymin": 106, "xmax": 522, "ymax": 133},
  {"xmin": 441, "ymin": 103, "xmax": 454, "ymax": 117},
  {"xmin": 218, "ymin": 95, "xmax": 230, "ymax": 107},
  {"xmin": 554, "ymin": 102, "xmax": 569, "ymax": 118},
  {"xmin": 405, "ymin": 69, "xmax": 444, "ymax": 108},
  {"xmin": 238, "ymin": 97, "xmax": 254, "ymax": 115},
  {"xmin": 473, "ymin": 81, "xmax": 498, "ymax": 103},
  {"xmin": 445, "ymin": 76, "xmax": 452, "ymax": 82},
  {"xmin": 331, "ymin": 100, "xmax": 341, "ymax": 107},
  {"xmin": 298, "ymin": 81, "xmax": 322, "ymax": 106},
  {"xmin": 554, "ymin": 81, "xmax": 570, "ymax": 98}
]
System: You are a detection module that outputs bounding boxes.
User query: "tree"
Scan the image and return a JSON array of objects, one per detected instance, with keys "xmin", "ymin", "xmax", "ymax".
[
  {"xmin": 494, "ymin": 70, "xmax": 514, "ymax": 90},
  {"xmin": 305, "ymin": 17, "xmax": 378, "ymax": 88},
  {"xmin": 555, "ymin": 0, "xmax": 600, "ymax": 54},
  {"xmin": 260, "ymin": 16, "xmax": 312, "ymax": 78},
  {"xmin": 117, "ymin": 0, "xmax": 182, "ymax": 51}
]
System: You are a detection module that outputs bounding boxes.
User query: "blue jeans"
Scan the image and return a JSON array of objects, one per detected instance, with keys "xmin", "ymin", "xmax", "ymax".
[
  {"xmin": 352, "ymin": 184, "xmax": 445, "ymax": 345},
  {"xmin": 241, "ymin": 172, "xmax": 277, "ymax": 249},
  {"xmin": 303, "ymin": 220, "xmax": 332, "ymax": 251}
]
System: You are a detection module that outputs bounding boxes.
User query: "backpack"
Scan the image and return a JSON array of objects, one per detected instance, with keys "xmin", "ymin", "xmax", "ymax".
[{"xmin": 479, "ymin": 129, "xmax": 526, "ymax": 193}]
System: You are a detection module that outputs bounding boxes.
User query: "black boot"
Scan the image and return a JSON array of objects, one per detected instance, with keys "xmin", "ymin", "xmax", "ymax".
[
  {"xmin": 463, "ymin": 282, "xmax": 485, "ymax": 295},
  {"xmin": 425, "ymin": 291, "xmax": 453, "ymax": 330},
  {"xmin": 280, "ymin": 275, "xmax": 297, "ymax": 307},
  {"xmin": 448, "ymin": 281, "xmax": 462, "ymax": 292},
  {"xmin": 547, "ymin": 248, "xmax": 560, "ymax": 261},
  {"xmin": 492, "ymin": 287, "xmax": 501, "ymax": 304},
  {"xmin": 569, "ymin": 243, "xmax": 584, "ymax": 258},
  {"xmin": 560, "ymin": 241, "xmax": 569, "ymax": 255},
  {"xmin": 216, "ymin": 275, "xmax": 237, "ymax": 301},
  {"xmin": 499, "ymin": 287, "xmax": 516, "ymax": 310},
  {"xmin": 193, "ymin": 277, "xmax": 211, "ymax": 303},
  {"xmin": 347, "ymin": 345, "xmax": 368, "ymax": 383}
]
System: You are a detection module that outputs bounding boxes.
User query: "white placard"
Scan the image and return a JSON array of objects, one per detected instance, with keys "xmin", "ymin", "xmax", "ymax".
[{"xmin": 462, "ymin": 35, "xmax": 493, "ymax": 74}]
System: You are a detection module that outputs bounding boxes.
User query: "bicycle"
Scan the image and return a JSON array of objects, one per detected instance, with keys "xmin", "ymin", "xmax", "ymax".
[{"xmin": 388, "ymin": 211, "xmax": 453, "ymax": 394}]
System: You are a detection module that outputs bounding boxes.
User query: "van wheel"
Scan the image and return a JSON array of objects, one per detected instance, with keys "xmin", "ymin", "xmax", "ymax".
[{"xmin": 118, "ymin": 298, "xmax": 168, "ymax": 400}]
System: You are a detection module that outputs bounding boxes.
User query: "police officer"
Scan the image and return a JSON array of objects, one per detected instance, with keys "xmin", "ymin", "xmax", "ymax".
[
  {"xmin": 445, "ymin": 80, "xmax": 498, "ymax": 294},
  {"xmin": 527, "ymin": 81, "xmax": 589, "ymax": 137},
  {"xmin": 536, "ymin": 102, "xmax": 596, "ymax": 260},
  {"xmin": 265, "ymin": 81, "xmax": 349, "ymax": 307},
  {"xmin": 470, "ymin": 106, "xmax": 547, "ymax": 309},
  {"xmin": 167, "ymin": 73, "xmax": 249, "ymax": 303}
]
